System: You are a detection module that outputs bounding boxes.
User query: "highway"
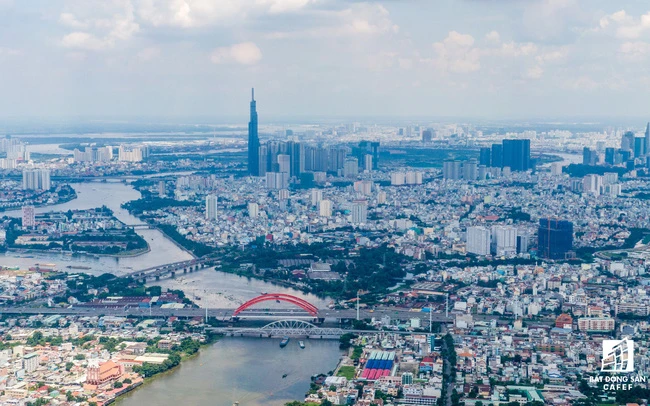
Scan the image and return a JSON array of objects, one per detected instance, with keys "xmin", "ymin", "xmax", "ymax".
[
  {"xmin": 0, "ymin": 305, "xmax": 506, "ymax": 324},
  {"xmin": 0, "ymin": 305, "xmax": 457, "ymax": 322}
]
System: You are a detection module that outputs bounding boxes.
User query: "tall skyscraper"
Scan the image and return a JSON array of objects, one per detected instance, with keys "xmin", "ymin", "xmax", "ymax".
[
  {"xmin": 538, "ymin": 218, "xmax": 573, "ymax": 260},
  {"xmin": 634, "ymin": 137, "xmax": 645, "ymax": 158},
  {"xmin": 645, "ymin": 122, "xmax": 650, "ymax": 155},
  {"xmin": 491, "ymin": 143, "xmax": 503, "ymax": 168},
  {"xmin": 205, "ymin": 194, "xmax": 218, "ymax": 220},
  {"xmin": 247, "ymin": 88, "xmax": 260, "ymax": 176},
  {"xmin": 604, "ymin": 147, "xmax": 616, "ymax": 165},
  {"xmin": 355, "ymin": 141, "xmax": 379, "ymax": 170},
  {"xmin": 582, "ymin": 147, "xmax": 598, "ymax": 165},
  {"xmin": 621, "ymin": 131, "xmax": 635, "ymax": 153},
  {"xmin": 422, "ymin": 130, "xmax": 433, "ymax": 143},
  {"xmin": 502, "ymin": 139, "xmax": 530, "ymax": 171},
  {"xmin": 479, "ymin": 147, "xmax": 491, "ymax": 167}
]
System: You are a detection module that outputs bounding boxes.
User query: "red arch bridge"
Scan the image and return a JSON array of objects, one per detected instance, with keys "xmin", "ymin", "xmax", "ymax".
[{"xmin": 233, "ymin": 293, "xmax": 320, "ymax": 317}]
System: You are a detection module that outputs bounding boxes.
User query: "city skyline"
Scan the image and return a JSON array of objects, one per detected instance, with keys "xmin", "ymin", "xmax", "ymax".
[{"xmin": 1, "ymin": 1, "xmax": 650, "ymax": 119}]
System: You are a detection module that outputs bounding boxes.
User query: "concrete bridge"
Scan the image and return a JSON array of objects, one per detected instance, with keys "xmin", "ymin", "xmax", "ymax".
[{"xmin": 125, "ymin": 258, "xmax": 213, "ymax": 282}]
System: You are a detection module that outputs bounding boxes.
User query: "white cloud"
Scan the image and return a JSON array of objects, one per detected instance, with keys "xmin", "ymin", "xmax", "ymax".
[
  {"xmin": 433, "ymin": 31, "xmax": 480, "ymax": 73},
  {"xmin": 493, "ymin": 41, "xmax": 537, "ymax": 57},
  {"xmin": 137, "ymin": 0, "xmax": 316, "ymax": 28},
  {"xmin": 210, "ymin": 42, "xmax": 262, "ymax": 65},
  {"xmin": 59, "ymin": 12, "xmax": 89, "ymax": 29},
  {"xmin": 259, "ymin": 0, "xmax": 314, "ymax": 14},
  {"xmin": 262, "ymin": 3, "xmax": 398, "ymax": 40},
  {"xmin": 619, "ymin": 41, "xmax": 650, "ymax": 60},
  {"xmin": 535, "ymin": 48, "xmax": 568, "ymax": 64},
  {"xmin": 58, "ymin": 1, "xmax": 140, "ymax": 51},
  {"xmin": 61, "ymin": 32, "xmax": 110, "ymax": 51},
  {"xmin": 398, "ymin": 58, "xmax": 413, "ymax": 70},
  {"xmin": 485, "ymin": 30, "xmax": 500, "ymax": 43},
  {"xmin": 525, "ymin": 66, "xmax": 544, "ymax": 79},
  {"xmin": 137, "ymin": 46, "xmax": 161, "ymax": 61},
  {"xmin": 598, "ymin": 10, "xmax": 650, "ymax": 40},
  {"xmin": 0, "ymin": 47, "xmax": 21, "ymax": 56},
  {"xmin": 567, "ymin": 75, "xmax": 598, "ymax": 90}
]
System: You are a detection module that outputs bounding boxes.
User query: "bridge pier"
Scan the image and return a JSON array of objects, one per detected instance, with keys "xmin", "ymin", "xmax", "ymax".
[
  {"xmin": 156, "ymin": 276, "xmax": 160, "ymax": 281},
  {"xmin": 171, "ymin": 271, "xmax": 175, "ymax": 278}
]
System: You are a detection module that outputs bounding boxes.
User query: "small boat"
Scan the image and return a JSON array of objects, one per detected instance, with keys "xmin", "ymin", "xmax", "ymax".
[
  {"xmin": 299, "ymin": 341, "xmax": 305, "ymax": 349},
  {"xmin": 282, "ymin": 374, "xmax": 288, "ymax": 379},
  {"xmin": 280, "ymin": 336, "xmax": 290, "ymax": 348}
]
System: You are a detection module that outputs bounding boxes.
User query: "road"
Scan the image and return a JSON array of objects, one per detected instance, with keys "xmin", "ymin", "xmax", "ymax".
[{"xmin": 0, "ymin": 305, "xmax": 506, "ymax": 325}]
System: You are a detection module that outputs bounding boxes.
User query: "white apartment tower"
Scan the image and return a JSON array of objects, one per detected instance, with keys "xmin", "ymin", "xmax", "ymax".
[
  {"xmin": 467, "ymin": 226, "xmax": 491, "ymax": 256},
  {"xmin": 205, "ymin": 194, "xmax": 218, "ymax": 220}
]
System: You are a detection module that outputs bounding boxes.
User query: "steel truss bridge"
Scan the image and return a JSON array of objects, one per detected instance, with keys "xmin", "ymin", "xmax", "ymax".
[{"xmin": 209, "ymin": 319, "xmax": 345, "ymax": 338}]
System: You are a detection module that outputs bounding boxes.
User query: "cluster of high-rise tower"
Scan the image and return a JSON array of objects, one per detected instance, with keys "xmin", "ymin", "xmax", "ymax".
[{"xmin": 246, "ymin": 89, "xmax": 379, "ymax": 179}]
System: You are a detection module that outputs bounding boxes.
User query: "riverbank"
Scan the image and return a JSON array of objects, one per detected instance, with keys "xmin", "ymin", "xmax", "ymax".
[
  {"xmin": 0, "ymin": 182, "xmax": 194, "ymax": 276},
  {"xmin": 6, "ymin": 245, "xmax": 151, "ymax": 259},
  {"xmin": 111, "ymin": 334, "xmax": 222, "ymax": 405},
  {"xmin": 114, "ymin": 337, "xmax": 343, "ymax": 406},
  {"xmin": 153, "ymin": 224, "xmax": 198, "ymax": 259},
  {"xmin": 0, "ymin": 187, "xmax": 77, "ymax": 214}
]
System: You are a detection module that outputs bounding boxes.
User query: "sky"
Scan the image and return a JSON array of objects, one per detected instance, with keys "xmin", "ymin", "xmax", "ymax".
[{"xmin": 1, "ymin": 0, "xmax": 650, "ymax": 120}]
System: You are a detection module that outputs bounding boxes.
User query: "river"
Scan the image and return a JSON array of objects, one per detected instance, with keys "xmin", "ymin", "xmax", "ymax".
[
  {"xmin": 116, "ymin": 337, "xmax": 343, "ymax": 406},
  {"xmin": 1, "ymin": 180, "xmax": 342, "ymax": 405},
  {"xmin": 0, "ymin": 181, "xmax": 195, "ymax": 275},
  {"xmin": 156, "ymin": 270, "xmax": 332, "ymax": 309}
]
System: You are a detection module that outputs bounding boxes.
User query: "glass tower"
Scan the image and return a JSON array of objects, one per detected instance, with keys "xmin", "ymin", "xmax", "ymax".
[{"xmin": 248, "ymin": 88, "xmax": 260, "ymax": 176}]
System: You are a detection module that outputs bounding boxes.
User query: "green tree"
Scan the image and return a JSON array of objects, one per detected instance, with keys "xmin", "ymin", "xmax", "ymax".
[{"xmin": 27, "ymin": 331, "xmax": 43, "ymax": 346}]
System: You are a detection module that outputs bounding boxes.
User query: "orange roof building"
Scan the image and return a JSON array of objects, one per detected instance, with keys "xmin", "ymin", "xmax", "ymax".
[
  {"xmin": 86, "ymin": 360, "xmax": 124, "ymax": 386},
  {"xmin": 555, "ymin": 313, "xmax": 573, "ymax": 329}
]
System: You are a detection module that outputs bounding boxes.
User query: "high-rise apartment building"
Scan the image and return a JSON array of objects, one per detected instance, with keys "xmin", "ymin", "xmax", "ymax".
[
  {"xmin": 205, "ymin": 194, "xmax": 218, "ymax": 220},
  {"xmin": 492, "ymin": 226, "xmax": 517, "ymax": 256},
  {"xmin": 319, "ymin": 199, "xmax": 332, "ymax": 217},
  {"xmin": 22, "ymin": 205, "xmax": 35, "ymax": 228},
  {"xmin": 248, "ymin": 202, "xmax": 259, "ymax": 218},
  {"xmin": 22, "ymin": 168, "xmax": 51, "ymax": 191},
  {"xmin": 467, "ymin": 226, "xmax": 491, "ymax": 256},
  {"xmin": 311, "ymin": 189, "xmax": 323, "ymax": 206},
  {"xmin": 351, "ymin": 200, "xmax": 368, "ymax": 224},
  {"xmin": 343, "ymin": 158, "xmax": 359, "ymax": 178},
  {"xmin": 538, "ymin": 218, "xmax": 573, "ymax": 260}
]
